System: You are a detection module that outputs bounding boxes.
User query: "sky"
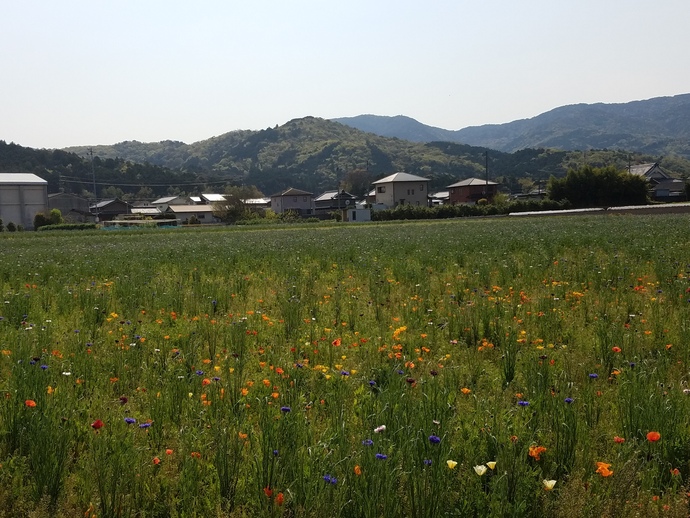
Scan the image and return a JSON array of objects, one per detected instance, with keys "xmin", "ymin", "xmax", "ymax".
[{"xmin": 2, "ymin": 0, "xmax": 689, "ymax": 149}]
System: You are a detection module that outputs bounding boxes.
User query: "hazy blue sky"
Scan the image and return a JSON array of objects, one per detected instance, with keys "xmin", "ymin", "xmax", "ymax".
[{"xmin": 2, "ymin": 0, "xmax": 688, "ymax": 149}]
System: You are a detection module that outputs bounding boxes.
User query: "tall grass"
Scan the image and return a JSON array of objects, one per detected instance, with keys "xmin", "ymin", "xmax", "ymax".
[{"xmin": 0, "ymin": 215, "xmax": 689, "ymax": 516}]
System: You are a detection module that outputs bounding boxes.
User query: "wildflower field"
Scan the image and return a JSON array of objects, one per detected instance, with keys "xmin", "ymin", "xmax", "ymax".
[{"xmin": 2, "ymin": 215, "xmax": 690, "ymax": 517}]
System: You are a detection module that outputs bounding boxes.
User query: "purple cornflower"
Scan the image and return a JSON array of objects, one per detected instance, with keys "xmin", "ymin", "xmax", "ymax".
[
  {"xmin": 280, "ymin": 406, "xmax": 291, "ymax": 413},
  {"xmin": 139, "ymin": 422, "xmax": 152, "ymax": 428},
  {"xmin": 428, "ymin": 435, "xmax": 441, "ymax": 444},
  {"xmin": 589, "ymin": 373, "xmax": 598, "ymax": 379},
  {"xmin": 564, "ymin": 397, "xmax": 574, "ymax": 404},
  {"xmin": 362, "ymin": 439, "xmax": 374, "ymax": 446},
  {"xmin": 518, "ymin": 400, "xmax": 529, "ymax": 407},
  {"xmin": 375, "ymin": 453, "xmax": 388, "ymax": 460},
  {"xmin": 124, "ymin": 417, "xmax": 136, "ymax": 424}
]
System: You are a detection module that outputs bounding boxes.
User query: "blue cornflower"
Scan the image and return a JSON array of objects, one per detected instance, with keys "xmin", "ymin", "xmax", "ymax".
[
  {"xmin": 139, "ymin": 422, "xmax": 152, "ymax": 428},
  {"xmin": 375, "ymin": 453, "xmax": 388, "ymax": 460},
  {"xmin": 423, "ymin": 459, "xmax": 432, "ymax": 466},
  {"xmin": 196, "ymin": 370, "xmax": 204, "ymax": 376},
  {"xmin": 368, "ymin": 380, "xmax": 376, "ymax": 386},
  {"xmin": 40, "ymin": 364, "xmax": 48, "ymax": 370},
  {"xmin": 273, "ymin": 449, "xmax": 279, "ymax": 456},
  {"xmin": 340, "ymin": 370, "xmax": 350, "ymax": 376},
  {"xmin": 428, "ymin": 435, "xmax": 441, "ymax": 444},
  {"xmin": 323, "ymin": 474, "xmax": 337, "ymax": 485},
  {"xmin": 124, "ymin": 417, "xmax": 136, "ymax": 424},
  {"xmin": 517, "ymin": 400, "xmax": 529, "ymax": 407},
  {"xmin": 280, "ymin": 406, "xmax": 291, "ymax": 413},
  {"xmin": 362, "ymin": 439, "xmax": 374, "ymax": 446},
  {"xmin": 589, "ymin": 373, "xmax": 598, "ymax": 379},
  {"xmin": 564, "ymin": 397, "xmax": 574, "ymax": 404}
]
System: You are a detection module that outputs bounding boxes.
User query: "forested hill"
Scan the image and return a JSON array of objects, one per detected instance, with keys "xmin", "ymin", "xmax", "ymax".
[
  {"xmin": 3, "ymin": 116, "xmax": 690, "ymax": 199},
  {"xmin": 334, "ymin": 94, "xmax": 690, "ymax": 158}
]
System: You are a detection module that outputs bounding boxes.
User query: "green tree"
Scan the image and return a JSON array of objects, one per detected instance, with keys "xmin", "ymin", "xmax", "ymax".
[
  {"xmin": 34, "ymin": 212, "xmax": 50, "ymax": 230},
  {"xmin": 49, "ymin": 209, "xmax": 64, "ymax": 225},
  {"xmin": 548, "ymin": 165, "xmax": 648, "ymax": 208},
  {"xmin": 341, "ymin": 169, "xmax": 373, "ymax": 198}
]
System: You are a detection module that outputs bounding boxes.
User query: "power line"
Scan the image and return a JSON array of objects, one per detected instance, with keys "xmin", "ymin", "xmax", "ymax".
[{"xmin": 58, "ymin": 176, "xmax": 232, "ymax": 188}]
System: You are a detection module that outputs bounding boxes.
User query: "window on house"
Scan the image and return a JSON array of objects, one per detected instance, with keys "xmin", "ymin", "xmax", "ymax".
[
  {"xmin": 377, "ymin": 186, "xmax": 386, "ymax": 193},
  {"xmin": 420, "ymin": 184, "xmax": 424, "ymax": 191},
  {"xmin": 198, "ymin": 214, "xmax": 205, "ymax": 219}
]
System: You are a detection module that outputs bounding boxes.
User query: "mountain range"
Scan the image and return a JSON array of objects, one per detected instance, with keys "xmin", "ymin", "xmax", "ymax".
[
  {"xmin": 334, "ymin": 94, "xmax": 690, "ymax": 158},
  {"xmin": 3, "ymin": 94, "xmax": 689, "ymax": 199}
]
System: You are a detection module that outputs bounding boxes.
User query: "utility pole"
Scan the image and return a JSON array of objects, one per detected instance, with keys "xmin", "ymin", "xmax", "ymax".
[
  {"xmin": 484, "ymin": 150, "xmax": 489, "ymax": 198},
  {"xmin": 88, "ymin": 148, "xmax": 99, "ymax": 222}
]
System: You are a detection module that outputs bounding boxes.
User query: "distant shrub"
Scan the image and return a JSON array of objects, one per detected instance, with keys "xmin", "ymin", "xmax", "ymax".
[
  {"xmin": 34, "ymin": 209, "xmax": 64, "ymax": 230},
  {"xmin": 372, "ymin": 199, "xmax": 573, "ymax": 221},
  {"xmin": 37, "ymin": 223, "xmax": 98, "ymax": 231},
  {"xmin": 6, "ymin": 222, "xmax": 17, "ymax": 232}
]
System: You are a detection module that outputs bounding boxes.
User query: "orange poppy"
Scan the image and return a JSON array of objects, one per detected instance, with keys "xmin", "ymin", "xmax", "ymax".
[
  {"xmin": 646, "ymin": 431, "xmax": 661, "ymax": 442},
  {"xmin": 25, "ymin": 399, "xmax": 37, "ymax": 408},
  {"xmin": 595, "ymin": 461, "xmax": 613, "ymax": 477},
  {"xmin": 529, "ymin": 445, "xmax": 547, "ymax": 461}
]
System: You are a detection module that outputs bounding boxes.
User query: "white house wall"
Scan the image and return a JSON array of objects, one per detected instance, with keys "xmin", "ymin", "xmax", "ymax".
[{"xmin": 0, "ymin": 184, "xmax": 48, "ymax": 229}]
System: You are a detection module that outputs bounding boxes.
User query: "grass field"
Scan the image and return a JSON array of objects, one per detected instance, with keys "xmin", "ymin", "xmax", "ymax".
[{"xmin": 1, "ymin": 215, "xmax": 690, "ymax": 517}]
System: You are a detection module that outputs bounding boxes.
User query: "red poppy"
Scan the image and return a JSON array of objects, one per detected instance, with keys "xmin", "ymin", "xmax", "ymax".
[
  {"xmin": 25, "ymin": 399, "xmax": 37, "ymax": 408},
  {"xmin": 91, "ymin": 419, "xmax": 104, "ymax": 430},
  {"xmin": 613, "ymin": 436, "xmax": 625, "ymax": 444},
  {"xmin": 153, "ymin": 457, "xmax": 161, "ymax": 465},
  {"xmin": 275, "ymin": 492, "xmax": 284, "ymax": 506},
  {"xmin": 263, "ymin": 487, "xmax": 273, "ymax": 498},
  {"xmin": 646, "ymin": 431, "xmax": 661, "ymax": 442}
]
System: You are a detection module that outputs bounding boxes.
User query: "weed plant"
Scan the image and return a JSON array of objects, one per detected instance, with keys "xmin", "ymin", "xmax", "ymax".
[{"xmin": 0, "ymin": 215, "xmax": 689, "ymax": 516}]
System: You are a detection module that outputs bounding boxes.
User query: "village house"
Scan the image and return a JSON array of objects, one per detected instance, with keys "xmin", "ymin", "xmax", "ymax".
[
  {"xmin": 371, "ymin": 172, "xmax": 429, "ymax": 208},
  {"xmin": 90, "ymin": 199, "xmax": 131, "ymax": 222},
  {"xmin": 628, "ymin": 162, "xmax": 686, "ymax": 202},
  {"xmin": 48, "ymin": 192, "xmax": 92, "ymax": 222},
  {"xmin": 270, "ymin": 187, "xmax": 314, "ymax": 215},
  {"xmin": 152, "ymin": 195, "xmax": 192, "ymax": 213},
  {"xmin": 447, "ymin": 178, "xmax": 498, "ymax": 204},
  {"xmin": 0, "ymin": 173, "xmax": 48, "ymax": 229},
  {"xmin": 165, "ymin": 205, "xmax": 219, "ymax": 224},
  {"xmin": 313, "ymin": 190, "xmax": 358, "ymax": 215},
  {"xmin": 628, "ymin": 163, "xmax": 672, "ymax": 185}
]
